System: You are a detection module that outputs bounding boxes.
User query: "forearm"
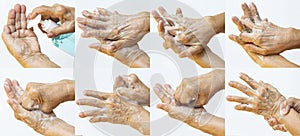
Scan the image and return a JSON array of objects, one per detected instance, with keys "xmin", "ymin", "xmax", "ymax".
[
  {"xmin": 287, "ymin": 28, "xmax": 300, "ymax": 50},
  {"xmin": 115, "ymin": 47, "xmax": 150, "ymax": 68},
  {"xmin": 56, "ymin": 79, "xmax": 75, "ymax": 102},
  {"xmin": 208, "ymin": 12, "xmax": 225, "ymax": 34},
  {"xmin": 192, "ymin": 47, "xmax": 224, "ymax": 68},
  {"xmin": 43, "ymin": 118, "xmax": 74, "ymax": 136},
  {"xmin": 20, "ymin": 53, "xmax": 60, "ymax": 68},
  {"xmin": 255, "ymin": 54, "xmax": 300, "ymax": 68},
  {"xmin": 276, "ymin": 109, "xmax": 300, "ymax": 135},
  {"xmin": 210, "ymin": 69, "xmax": 225, "ymax": 93},
  {"xmin": 187, "ymin": 112, "xmax": 224, "ymax": 136},
  {"xmin": 129, "ymin": 51, "xmax": 150, "ymax": 68}
]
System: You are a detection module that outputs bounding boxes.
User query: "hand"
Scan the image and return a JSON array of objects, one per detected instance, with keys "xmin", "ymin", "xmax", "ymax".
[
  {"xmin": 227, "ymin": 73, "xmax": 286, "ymax": 131},
  {"xmin": 2, "ymin": 4, "xmax": 41, "ymax": 64},
  {"xmin": 113, "ymin": 74, "xmax": 150, "ymax": 106},
  {"xmin": 77, "ymin": 90, "xmax": 149, "ymax": 135},
  {"xmin": 281, "ymin": 97, "xmax": 300, "ymax": 115},
  {"xmin": 234, "ymin": 3, "xmax": 300, "ymax": 55},
  {"xmin": 4, "ymin": 78, "xmax": 57, "ymax": 135},
  {"xmin": 77, "ymin": 8, "xmax": 150, "ymax": 52},
  {"xmin": 18, "ymin": 80, "xmax": 74, "ymax": 113},
  {"xmin": 174, "ymin": 69, "xmax": 225, "ymax": 107},
  {"xmin": 152, "ymin": 8, "xmax": 204, "ymax": 57},
  {"xmin": 28, "ymin": 4, "xmax": 75, "ymax": 38},
  {"xmin": 89, "ymin": 42, "xmax": 150, "ymax": 68}
]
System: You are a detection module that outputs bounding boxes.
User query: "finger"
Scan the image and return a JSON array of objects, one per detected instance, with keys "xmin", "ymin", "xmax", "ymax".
[
  {"xmin": 243, "ymin": 44, "xmax": 268, "ymax": 55},
  {"xmin": 151, "ymin": 10, "xmax": 166, "ymax": 24},
  {"xmin": 235, "ymin": 104, "xmax": 254, "ymax": 112},
  {"xmin": 14, "ymin": 4, "xmax": 22, "ymax": 30},
  {"xmin": 88, "ymin": 42, "xmax": 115, "ymax": 55},
  {"xmin": 4, "ymin": 79, "xmax": 17, "ymax": 99},
  {"xmin": 28, "ymin": 5, "xmax": 54, "ymax": 20},
  {"xmin": 176, "ymin": 8, "xmax": 183, "ymax": 17},
  {"xmin": 48, "ymin": 21, "xmax": 75, "ymax": 38},
  {"xmin": 240, "ymin": 32, "xmax": 256, "ymax": 43},
  {"xmin": 81, "ymin": 29, "xmax": 111, "ymax": 39},
  {"xmin": 7, "ymin": 99, "xmax": 27, "ymax": 120},
  {"xmin": 239, "ymin": 73, "xmax": 260, "ymax": 89},
  {"xmin": 232, "ymin": 16, "xmax": 244, "ymax": 32},
  {"xmin": 77, "ymin": 23, "xmax": 95, "ymax": 31},
  {"xmin": 89, "ymin": 116, "xmax": 109, "ymax": 123},
  {"xmin": 76, "ymin": 17, "xmax": 106, "ymax": 28},
  {"xmin": 7, "ymin": 9, "xmax": 16, "ymax": 32},
  {"xmin": 12, "ymin": 80, "xmax": 24, "ymax": 97},
  {"xmin": 158, "ymin": 20, "xmax": 166, "ymax": 37},
  {"xmin": 249, "ymin": 2, "xmax": 261, "ymax": 21},
  {"xmin": 158, "ymin": 6, "xmax": 172, "ymax": 19},
  {"xmin": 76, "ymin": 98, "xmax": 105, "ymax": 108},
  {"xmin": 153, "ymin": 84, "xmax": 171, "ymax": 103},
  {"xmin": 228, "ymin": 81, "xmax": 256, "ymax": 97},
  {"xmin": 96, "ymin": 8, "xmax": 113, "ymax": 16},
  {"xmin": 164, "ymin": 84, "xmax": 174, "ymax": 96},
  {"xmin": 226, "ymin": 95, "xmax": 251, "ymax": 104},
  {"xmin": 157, "ymin": 103, "xmax": 171, "ymax": 112},
  {"xmin": 179, "ymin": 46, "xmax": 203, "ymax": 58},
  {"xmin": 83, "ymin": 90, "xmax": 112, "ymax": 100},
  {"xmin": 2, "ymin": 25, "xmax": 14, "ymax": 41},
  {"xmin": 20, "ymin": 5, "xmax": 27, "ymax": 29},
  {"xmin": 79, "ymin": 109, "xmax": 104, "ymax": 118},
  {"xmin": 82, "ymin": 10, "xmax": 108, "ymax": 21},
  {"xmin": 241, "ymin": 19, "xmax": 263, "ymax": 30},
  {"xmin": 241, "ymin": 3, "xmax": 252, "ymax": 19},
  {"xmin": 228, "ymin": 34, "xmax": 245, "ymax": 45}
]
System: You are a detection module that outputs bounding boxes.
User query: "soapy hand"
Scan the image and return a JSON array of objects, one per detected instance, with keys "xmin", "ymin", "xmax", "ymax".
[
  {"xmin": 2, "ymin": 4, "xmax": 41, "ymax": 64},
  {"xmin": 174, "ymin": 69, "xmax": 225, "ymax": 107},
  {"xmin": 77, "ymin": 8, "xmax": 150, "ymax": 52},
  {"xmin": 227, "ymin": 73, "xmax": 287, "ymax": 131},
  {"xmin": 234, "ymin": 3, "xmax": 298, "ymax": 55},
  {"xmin": 28, "ymin": 4, "xmax": 75, "ymax": 38},
  {"xmin": 18, "ymin": 80, "xmax": 74, "ymax": 113},
  {"xmin": 281, "ymin": 97, "xmax": 300, "ymax": 115},
  {"xmin": 77, "ymin": 90, "xmax": 150, "ymax": 135},
  {"xmin": 4, "ymin": 78, "xmax": 57, "ymax": 135},
  {"xmin": 113, "ymin": 74, "xmax": 150, "ymax": 106}
]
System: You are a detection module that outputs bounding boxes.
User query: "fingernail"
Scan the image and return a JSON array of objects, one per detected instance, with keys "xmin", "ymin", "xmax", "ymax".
[{"xmin": 47, "ymin": 32, "xmax": 53, "ymax": 37}]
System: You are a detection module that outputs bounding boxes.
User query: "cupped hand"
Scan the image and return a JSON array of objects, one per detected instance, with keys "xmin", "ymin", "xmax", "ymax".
[
  {"xmin": 2, "ymin": 4, "xmax": 41, "ymax": 64},
  {"xmin": 77, "ymin": 90, "xmax": 149, "ymax": 134},
  {"xmin": 227, "ymin": 73, "xmax": 286, "ymax": 131},
  {"xmin": 174, "ymin": 70, "xmax": 224, "ymax": 107},
  {"xmin": 4, "ymin": 78, "xmax": 56, "ymax": 134},
  {"xmin": 77, "ymin": 8, "xmax": 149, "ymax": 52},
  {"xmin": 28, "ymin": 4, "xmax": 75, "ymax": 38},
  {"xmin": 113, "ymin": 74, "xmax": 150, "ymax": 106}
]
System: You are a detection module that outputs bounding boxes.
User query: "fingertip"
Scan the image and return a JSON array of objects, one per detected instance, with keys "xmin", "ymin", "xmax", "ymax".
[{"xmin": 79, "ymin": 112, "xmax": 86, "ymax": 118}]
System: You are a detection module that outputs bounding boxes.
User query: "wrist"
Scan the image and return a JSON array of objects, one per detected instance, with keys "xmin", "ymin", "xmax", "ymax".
[
  {"xmin": 211, "ymin": 69, "xmax": 225, "ymax": 91},
  {"xmin": 273, "ymin": 96, "xmax": 286, "ymax": 120},
  {"xmin": 127, "ymin": 106, "xmax": 150, "ymax": 135},
  {"xmin": 206, "ymin": 13, "xmax": 225, "ymax": 34},
  {"xmin": 287, "ymin": 27, "xmax": 300, "ymax": 50},
  {"xmin": 19, "ymin": 53, "xmax": 59, "ymax": 68},
  {"xmin": 54, "ymin": 80, "xmax": 75, "ymax": 103},
  {"xmin": 116, "ymin": 45, "xmax": 150, "ymax": 68}
]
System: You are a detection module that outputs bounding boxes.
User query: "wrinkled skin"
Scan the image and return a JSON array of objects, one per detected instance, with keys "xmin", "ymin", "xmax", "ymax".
[
  {"xmin": 152, "ymin": 7, "xmax": 204, "ymax": 57},
  {"xmin": 113, "ymin": 74, "xmax": 150, "ymax": 106},
  {"xmin": 28, "ymin": 4, "xmax": 75, "ymax": 38},
  {"xmin": 77, "ymin": 90, "xmax": 149, "ymax": 135},
  {"xmin": 2, "ymin": 4, "xmax": 41, "ymax": 63},
  {"xmin": 4, "ymin": 78, "xmax": 56, "ymax": 134},
  {"xmin": 281, "ymin": 97, "xmax": 300, "ymax": 115},
  {"xmin": 18, "ymin": 80, "xmax": 74, "ymax": 113},
  {"xmin": 77, "ymin": 8, "xmax": 149, "ymax": 52},
  {"xmin": 234, "ymin": 3, "xmax": 298, "ymax": 55},
  {"xmin": 174, "ymin": 69, "xmax": 225, "ymax": 107},
  {"xmin": 88, "ymin": 42, "xmax": 150, "ymax": 68},
  {"xmin": 227, "ymin": 73, "xmax": 287, "ymax": 131}
]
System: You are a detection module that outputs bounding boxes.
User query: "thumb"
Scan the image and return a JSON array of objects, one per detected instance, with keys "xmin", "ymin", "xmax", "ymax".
[
  {"xmin": 157, "ymin": 103, "xmax": 170, "ymax": 112},
  {"xmin": 47, "ymin": 21, "xmax": 75, "ymax": 38}
]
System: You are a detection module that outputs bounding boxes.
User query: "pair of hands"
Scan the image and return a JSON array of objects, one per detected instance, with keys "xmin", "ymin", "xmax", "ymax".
[
  {"xmin": 77, "ymin": 74, "xmax": 150, "ymax": 135},
  {"xmin": 4, "ymin": 78, "xmax": 74, "ymax": 135},
  {"xmin": 227, "ymin": 73, "xmax": 288, "ymax": 131},
  {"xmin": 77, "ymin": 8, "xmax": 150, "ymax": 68},
  {"xmin": 2, "ymin": 4, "xmax": 74, "ymax": 68},
  {"xmin": 230, "ymin": 3, "xmax": 300, "ymax": 67},
  {"xmin": 152, "ymin": 7, "xmax": 224, "ymax": 68}
]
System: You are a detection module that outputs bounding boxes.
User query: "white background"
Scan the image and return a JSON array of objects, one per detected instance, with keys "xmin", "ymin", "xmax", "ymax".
[
  {"xmin": 75, "ymin": 0, "xmax": 225, "ymax": 136},
  {"xmin": 226, "ymin": 0, "xmax": 300, "ymax": 68},
  {"xmin": 0, "ymin": 68, "xmax": 76, "ymax": 136},
  {"xmin": 226, "ymin": 68, "xmax": 300, "ymax": 136},
  {"xmin": 0, "ymin": 0, "xmax": 74, "ymax": 68}
]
